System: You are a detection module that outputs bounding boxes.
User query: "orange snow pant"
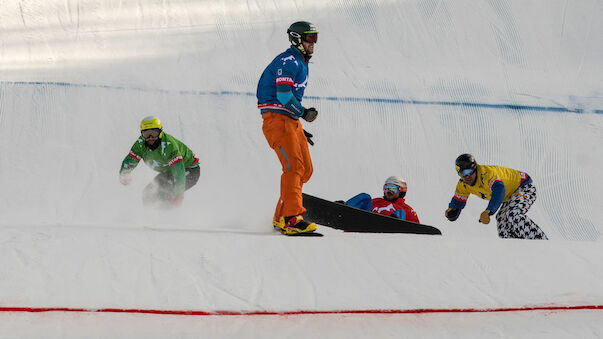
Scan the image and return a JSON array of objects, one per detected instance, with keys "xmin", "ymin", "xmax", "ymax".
[{"xmin": 262, "ymin": 113, "xmax": 313, "ymax": 221}]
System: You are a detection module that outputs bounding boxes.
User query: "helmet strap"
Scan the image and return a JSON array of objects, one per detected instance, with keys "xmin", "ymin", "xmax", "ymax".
[
  {"xmin": 298, "ymin": 43, "xmax": 305, "ymax": 54},
  {"xmin": 289, "ymin": 31, "xmax": 314, "ymax": 60},
  {"xmin": 291, "ymin": 34, "xmax": 304, "ymax": 53}
]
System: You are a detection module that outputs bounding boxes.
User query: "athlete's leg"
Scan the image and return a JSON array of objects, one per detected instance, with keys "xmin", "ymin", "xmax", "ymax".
[
  {"xmin": 262, "ymin": 113, "xmax": 307, "ymax": 220},
  {"xmin": 497, "ymin": 184, "xmax": 547, "ymax": 240},
  {"xmin": 496, "ymin": 201, "xmax": 515, "ymax": 238},
  {"xmin": 185, "ymin": 166, "xmax": 201, "ymax": 191},
  {"xmin": 143, "ymin": 172, "xmax": 173, "ymax": 206},
  {"xmin": 346, "ymin": 193, "xmax": 373, "ymax": 212}
]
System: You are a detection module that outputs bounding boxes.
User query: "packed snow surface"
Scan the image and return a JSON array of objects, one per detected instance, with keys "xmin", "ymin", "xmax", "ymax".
[{"xmin": 1, "ymin": 0, "xmax": 602, "ymax": 337}]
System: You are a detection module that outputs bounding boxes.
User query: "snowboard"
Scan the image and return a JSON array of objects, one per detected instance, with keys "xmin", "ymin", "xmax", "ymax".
[
  {"xmin": 273, "ymin": 226, "xmax": 324, "ymax": 237},
  {"xmin": 302, "ymin": 193, "xmax": 441, "ymax": 235}
]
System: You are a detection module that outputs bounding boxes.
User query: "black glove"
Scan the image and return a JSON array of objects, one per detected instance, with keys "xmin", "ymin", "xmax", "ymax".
[
  {"xmin": 445, "ymin": 208, "xmax": 460, "ymax": 221},
  {"xmin": 302, "ymin": 107, "xmax": 318, "ymax": 122},
  {"xmin": 334, "ymin": 200, "xmax": 346, "ymax": 205},
  {"xmin": 389, "ymin": 212, "xmax": 400, "ymax": 219},
  {"xmin": 303, "ymin": 129, "xmax": 314, "ymax": 146}
]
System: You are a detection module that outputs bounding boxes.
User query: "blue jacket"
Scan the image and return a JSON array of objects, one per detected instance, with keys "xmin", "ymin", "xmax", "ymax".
[{"xmin": 256, "ymin": 46, "xmax": 309, "ymax": 119}]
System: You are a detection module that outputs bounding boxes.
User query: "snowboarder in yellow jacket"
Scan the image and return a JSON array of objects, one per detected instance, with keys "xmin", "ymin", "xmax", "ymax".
[{"xmin": 445, "ymin": 154, "xmax": 547, "ymax": 240}]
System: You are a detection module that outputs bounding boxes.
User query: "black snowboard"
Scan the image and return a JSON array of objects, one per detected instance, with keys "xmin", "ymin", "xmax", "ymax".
[
  {"xmin": 302, "ymin": 193, "xmax": 441, "ymax": 235},
  {"xmin": 283, "ymin": 231, "xmax": 324, "ymax": 237}
]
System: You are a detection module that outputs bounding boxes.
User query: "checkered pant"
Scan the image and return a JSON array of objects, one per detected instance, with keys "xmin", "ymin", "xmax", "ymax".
[{"xmin": 495, "ymin": 183, "xmax": 548, "ymax": 240}]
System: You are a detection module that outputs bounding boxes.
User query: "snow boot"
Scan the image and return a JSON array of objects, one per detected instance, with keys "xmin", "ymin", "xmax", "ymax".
[{"xmin": 273, "ymin": 215, "xmax": 317, "ymax": 235}]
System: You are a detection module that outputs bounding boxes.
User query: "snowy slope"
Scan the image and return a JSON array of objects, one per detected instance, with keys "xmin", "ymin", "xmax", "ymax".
[{"xmin": 1, "ymin": 0, "xmax": 603, "ymax": 337}]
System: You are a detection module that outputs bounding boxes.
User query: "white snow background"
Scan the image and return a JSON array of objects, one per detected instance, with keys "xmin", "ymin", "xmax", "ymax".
[{"xmin": 0, "ymin": 0, "xmax": 602, "ymax": 337}]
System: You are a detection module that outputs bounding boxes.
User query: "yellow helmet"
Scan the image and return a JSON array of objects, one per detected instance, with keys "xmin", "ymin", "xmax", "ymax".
[{"xmin": 140, "ymin": 116, "xmax": 162, "ymax": 131}]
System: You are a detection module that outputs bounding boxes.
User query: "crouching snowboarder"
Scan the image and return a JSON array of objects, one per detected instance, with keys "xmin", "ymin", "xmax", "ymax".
[
  {"xmin": 445, "ymin": 153, "xmax": 547, "ymax": 240},
  {"xmin": 119, "ymin": 116, "xmax": 200, "ymax": 209}
]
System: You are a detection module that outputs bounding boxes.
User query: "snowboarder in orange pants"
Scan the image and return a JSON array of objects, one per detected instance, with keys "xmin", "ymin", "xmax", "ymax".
[
  {"xmin": 262, "ymin": 113, "xmax": 313, "ymax": 220},
  {"xmin": 256, "ymin": 21, "xmax": 319, "ymax": 235}
]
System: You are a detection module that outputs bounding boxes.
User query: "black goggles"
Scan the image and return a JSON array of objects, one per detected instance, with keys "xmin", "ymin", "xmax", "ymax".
[
  {"xmin": 290, "ymin": 31, "xmax": 318, "ymax": 43},
  {"xmin": 303, "ymin": 33, "xmax": 318, "ymax": 43},
  {"xmin": 141, "ymin": 129, "xmax": 161, "ymax": 139}
]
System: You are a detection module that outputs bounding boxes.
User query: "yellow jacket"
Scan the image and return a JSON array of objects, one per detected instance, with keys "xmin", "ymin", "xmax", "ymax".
[{"xmin": 450, "ymin": 164, "xmax": 531, "ymax": 213}]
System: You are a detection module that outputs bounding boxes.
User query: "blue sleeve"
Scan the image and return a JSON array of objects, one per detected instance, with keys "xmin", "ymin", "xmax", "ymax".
[
  {"xmin": 274, "ymin": 57, "xmax": 305, "ymax": 117},
  {"xmin": 449, "ymin": 198, "xmax": 466, "ymax": 210},
  {"xmin": 486, "ymin": 181, "xmax": 506, "ymax": 214},
  {"xmin": 276, "ymin": 85, "xmax": 304, "ymax": 116},
  {"xmin": 391, "ymin": 209, "xmax": 407, "ymax": 220},
  {"xmin": 346, "ymin": 193, "xmax": 373, "ymax": 212}
]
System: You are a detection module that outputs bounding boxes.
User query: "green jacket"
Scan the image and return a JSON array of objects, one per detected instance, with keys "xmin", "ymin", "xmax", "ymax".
[{"xmin": 120, "ymin": 132, "xmax": 199, "ymax": 197}]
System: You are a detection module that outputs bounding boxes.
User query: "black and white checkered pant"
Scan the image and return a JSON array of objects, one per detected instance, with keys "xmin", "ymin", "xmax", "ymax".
[{"xmin": 495, "ymin": 183, "xmax": 548, "ymax": 240}]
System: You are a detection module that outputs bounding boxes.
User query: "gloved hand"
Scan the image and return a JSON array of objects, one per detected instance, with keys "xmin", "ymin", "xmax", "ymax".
[
  {"xmin": 171, "ymin": 196, "xmax": 183, "ymax": 207},
  {"xmin": 119, "ymin": 173, "xmax": 132, "ymax": 186},
  {"xmin": 303, "ymin": 129, "xmax": 314, "ymax": 146},
  {"xmin": 479, "ymin": 210, "xmax": 491, "ymax": 224},
  {"xmin": 389, "ymin": 212, "xmax": 400, "ymax": 219},
  {"xmin": 302, "ymin": 107, "xmax": 318, "ymax": 122},
  {"xmin": 445, "ymin": 208, "xmax": 460, "ymax": 221}
]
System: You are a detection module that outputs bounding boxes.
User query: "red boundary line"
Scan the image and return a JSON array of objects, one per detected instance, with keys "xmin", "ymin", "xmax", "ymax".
[{"xmin": 0, "ymin": 305, "xmax": 602, "ymax": 316}]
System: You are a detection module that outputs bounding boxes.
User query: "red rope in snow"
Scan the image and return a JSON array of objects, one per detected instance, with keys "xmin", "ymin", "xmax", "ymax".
[{"xmin": 0, "ymin": 305, "xmax": 602, "ymax": 316}]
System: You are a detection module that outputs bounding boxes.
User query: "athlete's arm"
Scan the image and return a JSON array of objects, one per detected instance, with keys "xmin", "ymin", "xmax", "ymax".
[
  {"xmin": 486, "ymin": 180, "xmax": 505, "ymax": 214},
  {"xmin": 449, "ymin": 193, "xmax": 468, "ymax": 210},
  {"xmin": 120, "ymin": 140, "xmax": 144, "ymax": 175},
  {"xmin": 276, "ymin": 79, "xmax": 304, "ymax": 117}
]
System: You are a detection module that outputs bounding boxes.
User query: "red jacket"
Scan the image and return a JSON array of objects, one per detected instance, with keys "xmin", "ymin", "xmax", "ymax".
[{"xmin": 371, "ymin": 197, "xmax": 420, "ymax": 223}]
